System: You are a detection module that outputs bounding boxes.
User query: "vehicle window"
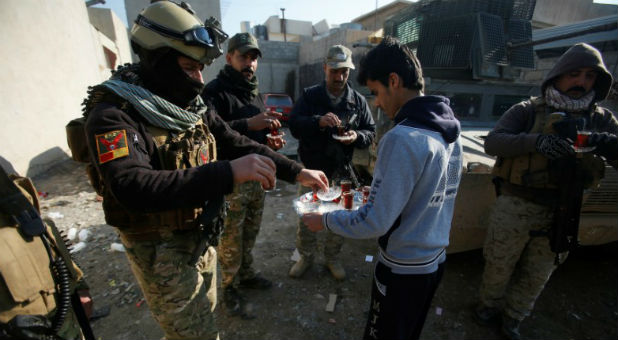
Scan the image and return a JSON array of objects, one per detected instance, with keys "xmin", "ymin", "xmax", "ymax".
[
  {"xmin": 492, "ymin": 95, "xmax": 529, "ymax": 117},
  {"xmin": 266, "ymin": 95, "xmax": 293, "ymax": 106},
  {"xmin": 450, "ymin": 93, "xmax": 482, "ymax": 119}
]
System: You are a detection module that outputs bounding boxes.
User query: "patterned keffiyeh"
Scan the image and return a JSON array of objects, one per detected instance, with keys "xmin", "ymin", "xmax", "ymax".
[{"xmin": 545, "ymin": 85, "xmax": 595, "ymax": 112}]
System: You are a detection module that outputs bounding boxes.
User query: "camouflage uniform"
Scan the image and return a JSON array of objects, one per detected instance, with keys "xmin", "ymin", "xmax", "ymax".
[
  {"xmin": 218, "ymin": 181, "xmax": 265, "ymax": 288},
  {"xmin": 295, "ymin": 186, "xmax": 344, "ymax": 262},
  {"xmin": 479, "ymin": 195, "xmax": 567, "ymax": 321},
  {"xmin": 120, "ymin": 231, "xmax": 218, "ymax": 340}
]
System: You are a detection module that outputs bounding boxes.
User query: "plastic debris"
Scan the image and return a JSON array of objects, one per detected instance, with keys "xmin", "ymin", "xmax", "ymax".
[
  {"xmin": 435, "ymin": 307, "xmax": 443, "ymax": 316},
  {"xmin": 67, "ymin": 227, "xmax": 78, "ymax": 241},
  {"xmin": 136, "ymin": 298, "xmax": 145, "ymax": 307},
  {"xmin": 78, "ymin": 229, "xmax": 91, "ymax": 242},
  {"xmin": 328, "ymin": 318, "xmax": 336, "ymax": 324},
  {"xmin": 365, "ymin": 255, "xmax": 373, "ymax": 262},
  {"xmin": 325, "ymin": 294, "xmax": 337, "ymax": 312},
  {"xmin": 70, "ymin": 241, "xmax": 86, "ymax": 253},
  {"xmin": 48, "ymin": 212, "xmax": 64, "ymax": 219},
  {"xmin": 110, "ymin": 243, "xmax": 126, "ymax": 252},
  {"xmin": 290, "ymin": 248, "xmax": 301, "ymax": 262}
]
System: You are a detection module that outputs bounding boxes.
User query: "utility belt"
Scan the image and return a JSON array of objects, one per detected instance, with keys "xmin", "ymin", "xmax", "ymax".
[
  {"xmin": 105, "ymin": 209, "xmax": 202, "ymax": 231},
  {"xmin": 494, "ymin": 178, "xmax": 559, "ymax": 207},
  {"xmin": 112, "ymin": 210, "xmax": 198, "ymax": 241}
]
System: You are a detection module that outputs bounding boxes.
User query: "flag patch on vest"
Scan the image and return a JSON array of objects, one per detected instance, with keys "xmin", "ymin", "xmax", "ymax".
[{"xmin": 95, "ymin": 130, "xmax": 129, "ymax": 164}]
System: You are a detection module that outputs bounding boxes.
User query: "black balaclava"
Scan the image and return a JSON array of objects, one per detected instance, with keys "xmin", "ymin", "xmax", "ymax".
[{"xmin": 138, "ymin": 48, "xmax": 204, "ymax": 108}]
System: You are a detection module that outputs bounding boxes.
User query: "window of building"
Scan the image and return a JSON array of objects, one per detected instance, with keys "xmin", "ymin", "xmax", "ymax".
[{"xmin": 103, "ymin": 46, "xmax": 117, "ymax": 70}]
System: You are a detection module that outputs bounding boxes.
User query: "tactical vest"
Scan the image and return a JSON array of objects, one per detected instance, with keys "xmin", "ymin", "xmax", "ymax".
[
  {"xmin": 0, "ymin": 176, "xmax": 83, "ymax": 326},
  {"xmin": 492, "ymin": 97, "xmax": 606, "ymax": 190},
  {"xmin": 67, "ymin": 92, "xmax": 218, "ymax": 232},
  {"xmin": 101, "ymin": 120, "xmax": 218, "ymax": 231}
]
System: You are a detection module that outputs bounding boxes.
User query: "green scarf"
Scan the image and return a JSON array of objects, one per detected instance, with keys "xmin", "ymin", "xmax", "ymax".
[
  {"xmin": 83, "ymin": 64, "xmax": 204, "ymax": 132},
  {"xmin": 218, "ymin": 64, "xmax": 259, "ymax": 100}
]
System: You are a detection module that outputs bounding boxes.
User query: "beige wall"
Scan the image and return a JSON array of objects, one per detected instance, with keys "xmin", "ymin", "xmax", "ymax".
[
  {"xmin": 0, "ymin": 0, "xmax": 107, "ymax": 176},
  {"xmin": 88, "ymin": 7, "xmax": 133, "ymax": 67},
  {"xmin": 264, "ymin": 15, "xmax": 314, "ymax": 37}
]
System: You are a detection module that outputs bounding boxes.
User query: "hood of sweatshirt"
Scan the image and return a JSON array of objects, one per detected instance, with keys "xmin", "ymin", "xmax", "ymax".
[
  {"xmin": 541, "ymin": 43, "xmax": 613, "ymax": 102},
  {"xmin": 394, "ymin": 95, "xmax": 461, "ymax": 144}
]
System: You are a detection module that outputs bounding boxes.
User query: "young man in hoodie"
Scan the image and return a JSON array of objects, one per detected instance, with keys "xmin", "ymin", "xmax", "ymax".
[
  {"xmin": 474, "ymin": 43, "xmax": 617, "ymax": 340},
  {"xmin": 302, "ymin": 37, "xmax": 463, "ymax": 340}
]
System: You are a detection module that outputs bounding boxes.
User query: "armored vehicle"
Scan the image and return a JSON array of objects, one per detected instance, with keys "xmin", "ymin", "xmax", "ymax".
[{"xmin": 352, "ymin": 0, "xmax": 618, "ymax": 253}]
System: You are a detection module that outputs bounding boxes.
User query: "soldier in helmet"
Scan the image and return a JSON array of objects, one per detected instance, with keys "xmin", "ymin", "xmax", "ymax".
[
  {"xmin": 79, "ymin": 1, "xmax": 328, "ymax": 339},
  {"xmin": 474, "ymin": 43, "xmax": 618, "ymax": 340}
]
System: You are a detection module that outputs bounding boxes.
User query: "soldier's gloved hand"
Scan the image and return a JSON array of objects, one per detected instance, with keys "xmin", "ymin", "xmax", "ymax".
[
  {"xmin": 536, "ymin": 134, "xmax": 575, "ymax": 160},
  {"xmin": 588, "ymin": 132, "xmax": 618, "ymax": 160},
  {"xmin": 552, "ymin": 117, "xmax": 585, "ymax": 142}
]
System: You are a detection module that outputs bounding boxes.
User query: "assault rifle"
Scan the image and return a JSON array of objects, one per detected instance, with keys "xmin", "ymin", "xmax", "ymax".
[
  {"xmin": 549, "ymin": 156, "xmax": 584, "ymax": 264},
  {"xmin": 188, "ymin": 196, "xmax": 226, "ymax": 266}
]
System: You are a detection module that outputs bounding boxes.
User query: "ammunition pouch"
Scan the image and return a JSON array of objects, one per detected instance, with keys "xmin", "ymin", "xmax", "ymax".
[
  {"xmin": 491, "ymin": 98, "xmax": 606, "ymax": 190},
  {"xmin": 495, "ymin": 179, "xmax": 559, "ymax": 207},
  {"xmin": 66, "ymin": 118, "xmax": 104, "ymax": 196}
]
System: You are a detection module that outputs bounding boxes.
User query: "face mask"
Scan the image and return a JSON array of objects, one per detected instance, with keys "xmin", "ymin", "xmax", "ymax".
[{"xmin": 140, "ymin": 49, "xmax": 205, "ymax": 107}]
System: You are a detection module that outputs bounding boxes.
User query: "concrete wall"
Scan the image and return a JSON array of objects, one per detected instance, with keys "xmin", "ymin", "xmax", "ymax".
[
  {"xmin": 0, "ymin": 0, "xmax": 107, "ymax": 176},
  {"xmin": 298, "ymin": 29, "xmax": 373, "ymax": 65},
  {"xmin": 124, "ymin": 0, "xmax": 224, "ymax": 85},
  {"xmin": 264, "ymin": 15, "xmax": 314, "ymax": 36},
  {"xmin": 255, "ymin": 40, "xmax": 300, "ymax": 98},
  {"xmin": 532, "ymin": 0, "xmax": 617, "ymax": 27},
  {"xmin": 88, "ymin": 7, "xmax": 133, "ymax": 67}
]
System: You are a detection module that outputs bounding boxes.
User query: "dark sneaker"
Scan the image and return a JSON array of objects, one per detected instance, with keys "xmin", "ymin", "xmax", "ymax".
[
  {"xmin": 501, "ymin": 315, "xmax": 522, "ymax": 340},
  {"xmin": 239, "ymin": 274, "xmax": 273, "ymax": 290},
  {"xmin": 473, "ymin": 304, "xmax": 501, "ymax": 326}
]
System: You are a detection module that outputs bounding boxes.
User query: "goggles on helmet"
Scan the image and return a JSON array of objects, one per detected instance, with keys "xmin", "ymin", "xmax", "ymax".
[{"xmin": 135, "ymin": 14, "xmax": 223, "ymax": 48}]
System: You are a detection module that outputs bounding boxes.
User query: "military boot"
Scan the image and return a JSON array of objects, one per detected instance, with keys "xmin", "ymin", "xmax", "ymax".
[
  {"xmin": 223, "ymin": 286, "xmax": 242, "ymax": 317},
  {"xmin": 326, "ymin": 261, "xmax": 346, "ymax": 281},
  {"xmin": 239, "ymin": 273, "xmax": 272, "ymax": 290},
  {"xmin": 289, "ymin": 256, "xmax": 312, "ymax": 278},
  {"xmin": 223, "ymin": 286, "xmax": 256, "ymax": 319},
  {"xmin": 473, "ymin": 304, "xmax": 501, "ymax": 326},
  {"xmin": 501, "ymin": 314, "xmax": 522, "ymax": 340}
]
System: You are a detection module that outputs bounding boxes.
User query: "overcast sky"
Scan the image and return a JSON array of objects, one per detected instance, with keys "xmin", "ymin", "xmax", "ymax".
[{"xmin": 95, "ymin": 0, "xmax": 618, "ymax": 37}]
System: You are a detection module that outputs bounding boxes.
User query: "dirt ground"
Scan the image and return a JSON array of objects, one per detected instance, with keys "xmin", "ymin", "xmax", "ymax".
[{"xmin": 32, "ymin": 156, "xmax": 617, "ymax": 340}]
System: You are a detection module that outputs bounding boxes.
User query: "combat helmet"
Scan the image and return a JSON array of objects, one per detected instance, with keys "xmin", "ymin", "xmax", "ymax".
[{"xmin": 131, "ymin": 1, "xmax": 228, "ymax": 65}]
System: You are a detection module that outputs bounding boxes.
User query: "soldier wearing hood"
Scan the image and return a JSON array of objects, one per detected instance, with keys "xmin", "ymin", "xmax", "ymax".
[{"xmin": 474, "ymin": 43, "xmax": 618, "ymax": 340}]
